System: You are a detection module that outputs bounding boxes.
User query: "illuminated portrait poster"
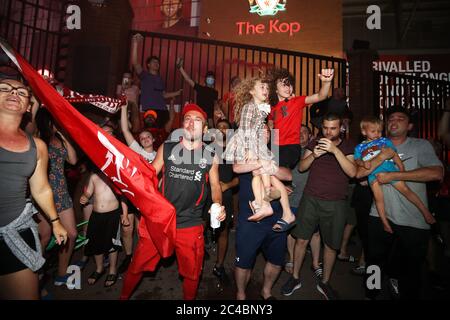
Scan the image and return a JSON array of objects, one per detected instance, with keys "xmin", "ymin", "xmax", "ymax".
[{"xmin": 130, "ymin": 0, "xmax": 200, "ymax": 37}]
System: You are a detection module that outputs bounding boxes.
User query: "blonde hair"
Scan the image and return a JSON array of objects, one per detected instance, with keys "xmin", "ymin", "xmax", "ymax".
[
  {"xmin": 233, "ymin": 77, "xmax": 266, "ymax": 124},
  {"xmin": 360, "ymin": 116, "xmax": 383, "ymax": 131}
]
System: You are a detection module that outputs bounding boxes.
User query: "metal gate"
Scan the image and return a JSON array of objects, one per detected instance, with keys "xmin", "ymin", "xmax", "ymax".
[
  {"xmin": 0, "ymin": 0, "xmax": 68, "ymax": 81},
  {"xmin": 130, "ymin": 31, "xmax": 347, "ymax": 126},
  {"xmin": 374, "ymin": 70, "xmax": 450, "ymax": 162}
]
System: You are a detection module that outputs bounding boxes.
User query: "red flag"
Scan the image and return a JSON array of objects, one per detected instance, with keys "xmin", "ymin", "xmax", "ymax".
[{"xmin": 0, "ymin": 40, "xmax": 176, "ymax": 289}]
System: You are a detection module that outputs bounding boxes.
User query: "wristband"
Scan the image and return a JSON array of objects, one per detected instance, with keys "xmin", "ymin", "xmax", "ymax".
[{"xmin": 50, "ymin": 217, "xmax": 60, "ymax": 223}]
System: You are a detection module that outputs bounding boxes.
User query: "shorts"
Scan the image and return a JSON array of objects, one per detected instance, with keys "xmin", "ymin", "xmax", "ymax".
[
  {"xmin": 277, "ymin": 144, "xmax": 302, "ymax": 169},
  {"xmin": 84, "ymin": 207, "xmax": 122, "ymax": 256},
  {"xmin": 126, "ymin": 199, "xmax": 140, "ymax": 217},
  {"xmin": 235, "ymin": 219, "xmax": 287, "ymax": 269},
  {"xmin": 291, "ymin": 206, "xmax": 320, "ymax": 234},
  {"xmin": 0, "ymin": 229, "xmax": 36, "ymax": 275},
  {"xmin": 291, "ymin": 193, "xmax": 347, "ymax": 250}
]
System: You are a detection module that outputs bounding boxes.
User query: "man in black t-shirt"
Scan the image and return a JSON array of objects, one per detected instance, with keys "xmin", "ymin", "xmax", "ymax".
[
  {"xmin": 151, "ymin": 103, "xmax": 226, "ymax": 300},
  {"xmin": 177, "ymin": 58, "xmax": 218, "ymax": 128}
]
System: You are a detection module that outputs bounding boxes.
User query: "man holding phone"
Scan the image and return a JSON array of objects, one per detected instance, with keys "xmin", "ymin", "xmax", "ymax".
[{"xmin": 281, "ymin": 112, "xmax": 356, "ymax": 300}]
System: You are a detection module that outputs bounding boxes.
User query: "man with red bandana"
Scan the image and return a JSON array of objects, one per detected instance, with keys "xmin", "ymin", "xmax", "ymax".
[{"xmin": 122, "ymin": 104, "xmax": 226, "ymax": 300}]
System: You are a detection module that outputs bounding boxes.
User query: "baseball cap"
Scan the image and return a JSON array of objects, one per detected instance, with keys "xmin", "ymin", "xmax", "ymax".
[
  {"xmin": 182, "ymin": 103, "xmax": 207, "ymax": 120},
  {"xmin": 143, "ymin": 110, "xmax": 157, "ymax": 120}
]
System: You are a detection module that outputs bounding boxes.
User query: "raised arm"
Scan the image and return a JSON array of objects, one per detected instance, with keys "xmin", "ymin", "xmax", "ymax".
[
  {"xmin": 164, "ymin": 99, "xmax": 176, "ymax": 133},
  {"xmin": 131, "ymin": 34, "xmax": 143, "ymax": 75},
  {"xmin": 57, "ymin": 131, "xmax": 77, "ymax": 165},
  {"xmin": 305, "ymin": 69, "xmax": 334, "ymax": 105},
  {"xmin": 29, "ymin": 138, "xmax": 68, "ymax": 244},
  {"xmin": 120, "ymin": 102, "xmax": 137, "ymax": 146},
  {"xmin": 24, "ymin": 95, "xmax": 40, "ymax": 136},
  {"xmin": 176, "ymin": 58, "xmax": 195, "ymax": 88},
  {"xmin": 128, "ymin": 100, "xmax": 141, "ymax": 134}
]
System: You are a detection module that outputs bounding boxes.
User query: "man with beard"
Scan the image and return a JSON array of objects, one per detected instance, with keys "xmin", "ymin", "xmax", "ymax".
[
  {"xmin": 281, "ymin": 113, "xmax": 356, "ymax": 300},
  {"xmin": 357, "ymin": 106, "xmax": 443, "ymax": 299},
  {"xmin": 150, "ymin": 103, "xmax": 226, "ymax": 299}
]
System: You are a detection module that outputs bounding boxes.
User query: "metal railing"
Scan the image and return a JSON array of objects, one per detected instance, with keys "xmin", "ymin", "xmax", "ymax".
[
  {"xmin": 374, "ymin": 70, "xmax": 450, "ymax": 162},
  {"xmin": 0, "ymin": 0, "xmax": 68, "ymax": 79},
  {"xmin": 130, "ymin": 31, "xmax": 347, "ymax": 126}
]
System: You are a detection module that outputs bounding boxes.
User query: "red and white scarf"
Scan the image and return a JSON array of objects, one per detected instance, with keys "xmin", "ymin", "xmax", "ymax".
[{"xmin": 55, "ymin": 84, "xmax": 126, "ymax": 114}]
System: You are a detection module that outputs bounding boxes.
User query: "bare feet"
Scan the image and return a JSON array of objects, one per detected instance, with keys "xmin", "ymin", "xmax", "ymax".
[{"xmin": 248, "ymin": 203, "xmax": 273, "ymax": 222}]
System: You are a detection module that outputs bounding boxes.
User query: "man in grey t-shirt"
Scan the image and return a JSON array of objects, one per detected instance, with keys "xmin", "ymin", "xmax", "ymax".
[{"xmin": 356, "ymin": 106, "xmax": 443, "ymax": 299}]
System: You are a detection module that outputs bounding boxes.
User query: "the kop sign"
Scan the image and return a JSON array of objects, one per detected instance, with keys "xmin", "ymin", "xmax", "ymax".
[{"xmin": 237, "ymin": 1, "xmax": 300, "ymax": 36}]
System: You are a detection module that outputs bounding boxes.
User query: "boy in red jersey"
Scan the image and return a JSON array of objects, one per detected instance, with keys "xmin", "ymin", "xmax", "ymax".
[{"xmin": 268, "ymin": 68, "xmax": 334, "ymax": 170}]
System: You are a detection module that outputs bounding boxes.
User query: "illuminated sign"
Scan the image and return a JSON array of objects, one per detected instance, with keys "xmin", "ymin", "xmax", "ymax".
[
  {"xmin": 249, "ymin": 0, "xmax": 286, "ymax": 16},
  {"xmin": 236, "ymin": 20, "xmax": 300, "ymax": 36}
]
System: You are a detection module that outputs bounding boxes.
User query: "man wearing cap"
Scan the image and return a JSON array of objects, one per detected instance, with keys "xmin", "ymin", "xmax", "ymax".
[
  {"xmin": 151, "ymin": 103, "xmax": 226, "ymax": 299},
  {"xmin": 356, "ymin": 106, "xmax": 444, "ymax": 299},
  {"xmin": 177, "ymin": 58, "xmax": 218, "ymax": 128},
  {"xmin": 142, "ymin": 101, "xmax": 176, "ymax": 150}
]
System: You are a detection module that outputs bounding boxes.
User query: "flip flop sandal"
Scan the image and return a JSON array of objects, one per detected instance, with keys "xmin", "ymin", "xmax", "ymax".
[
  {"xmin": 87, "ymin": 270, "xmax": 105, "ymax": 285},
  {"xmin": 104, "ymin": 274, "xmax": 118, "ymax": 288},
  {"xmin": 272, "ymin": 219, "xmax": 296, "ymax": 232}
]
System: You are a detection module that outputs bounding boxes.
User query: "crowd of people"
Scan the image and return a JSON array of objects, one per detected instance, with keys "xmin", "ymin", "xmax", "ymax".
[{"xmin": 1, "ymin": 39, "xmax": 449, "ymax": 301}]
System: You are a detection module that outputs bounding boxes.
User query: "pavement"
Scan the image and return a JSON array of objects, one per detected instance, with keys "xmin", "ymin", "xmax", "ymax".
[{"xmin": 42, "ymin": 228, "xmax": 368, "ymax": 300}]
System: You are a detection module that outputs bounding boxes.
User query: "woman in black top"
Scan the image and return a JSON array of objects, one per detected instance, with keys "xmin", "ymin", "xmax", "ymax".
[{"xmin": 0, "ymin": 78, "xmax": 67, "ymax": 299}]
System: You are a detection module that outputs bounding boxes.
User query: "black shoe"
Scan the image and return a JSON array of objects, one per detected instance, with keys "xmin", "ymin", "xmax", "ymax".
[
  {"xmin": 213, "ymin": 265, "xmax": 230, "ymax": 285},
  {"xmin": 317, "ymin": 282, "xmax": 339, "ymax": 300},
  {"xmin": 281, "ymin": 276, "xmax": 302, "ymax": 296},
  {"xmin": 118, "ymin": 255, "xmax": 132, "ymax": 274}
]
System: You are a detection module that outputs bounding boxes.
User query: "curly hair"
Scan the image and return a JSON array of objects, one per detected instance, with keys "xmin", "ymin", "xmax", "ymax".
[
  {"xmin": 233, "ymin": 77, "xmax": 266, "ymax": 124},
  {"xmin": 268, "ymin": 68, "xmax": 295, "ymax": 106}
]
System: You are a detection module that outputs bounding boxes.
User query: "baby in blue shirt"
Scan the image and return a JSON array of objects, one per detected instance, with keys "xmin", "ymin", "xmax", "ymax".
[{"xmin": 355, "ymin": 117, "xmax": 435, "ymax": 233}]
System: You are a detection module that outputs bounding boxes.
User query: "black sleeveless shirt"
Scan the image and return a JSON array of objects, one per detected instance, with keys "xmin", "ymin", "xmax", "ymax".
[
  {"xmin": 0, "ymin": 133, "xmax": 37, "ymax": 226},
  {"xmin": 162, "ymin": 141, "xmax": 215, "ymax": 228}
]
